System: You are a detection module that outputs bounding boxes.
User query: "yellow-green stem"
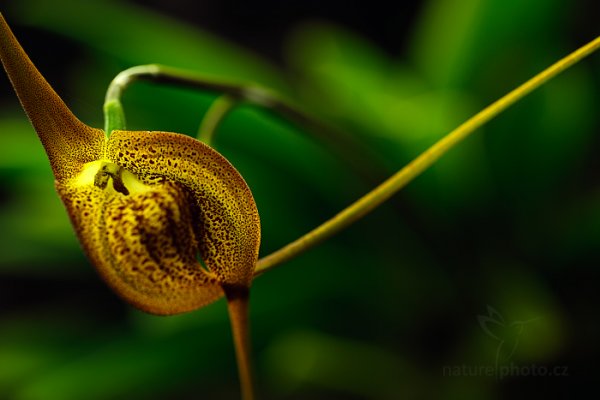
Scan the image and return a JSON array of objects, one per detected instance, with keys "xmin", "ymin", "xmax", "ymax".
[
  {"xmin": 198, "ymin": 94, "xmax": 238, "ymax": 145},
  {"xmin": 254, "ymin": 35, "xmax": 600, "ymax": 276}
]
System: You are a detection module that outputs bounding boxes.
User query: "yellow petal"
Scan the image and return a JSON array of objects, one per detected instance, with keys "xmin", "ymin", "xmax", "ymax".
[
  {"xmin": 107, "ymin": 130, "xmax": 261, "ymax": 289},
  {"xmin": 0, "ymin": 13, "xmax": 104, "ymax": 182}
]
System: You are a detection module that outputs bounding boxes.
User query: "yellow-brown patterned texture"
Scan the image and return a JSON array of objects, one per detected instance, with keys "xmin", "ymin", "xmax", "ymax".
[
  {"xmin": 107, "ymin": 131, "xmax": 261, "ymax": 289},
  {"xmin": 57, "ymin": 177, "xmax": 231, "ymax": 315},
  {"xmin": 0, "ymin": 13, "xmax": 104, "ymax": 181}
]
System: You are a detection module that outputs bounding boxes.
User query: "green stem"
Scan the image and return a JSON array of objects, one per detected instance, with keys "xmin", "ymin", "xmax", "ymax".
[
  {"xmin": 103, "ymin": 65, "xmax": 162, "ymax": 134},
  {"xmin": 197, "ymin": 94, "xmax": 238, "ymax": 145},
  {"xmin": 253, "ymin": 35, "xmax": 600, "ymax": 276},
  {"xmin": 103, "ymin": 64, "xmax": 385, "ymax": 182},
  {"xmin": 103, "ymin": 64, "xmax": 283, "ymax": 137}
]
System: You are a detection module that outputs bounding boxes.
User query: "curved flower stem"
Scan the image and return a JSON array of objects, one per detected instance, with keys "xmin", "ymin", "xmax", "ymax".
[
  {"xmin": 103, "ymin": 64, "xmax": 385, "ymax": 183},
  {"xmin": 103, "ymin": 64, "xmax": 305, "ymax": 135},
  {"xmin": 254, "ymin": 35, "xmax": 600, "ymax": 276},
  {"xmin": 197, "ymin": 94, "xmax": 238, "ymax": 145},
  {"xmin": 104, "ymin": 65, "xmax": 162, "ymax": 133}
]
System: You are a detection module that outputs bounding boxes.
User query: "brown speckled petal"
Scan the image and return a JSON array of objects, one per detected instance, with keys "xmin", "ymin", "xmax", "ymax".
[
  {"xmin": 57, "ymin": 179, "xmax": 225, "ymax": 315},
  {"xmin": 0, "ymin": 13, "xmax": 104, "ymax": 182},
  {"xmin": 107, "ymin": 131, "xmax": 261, "ymax": 289}
]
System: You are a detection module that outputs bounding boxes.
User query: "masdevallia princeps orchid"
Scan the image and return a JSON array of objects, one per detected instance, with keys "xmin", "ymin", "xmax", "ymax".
[
  {"xmin": 0, "ymin": 12, "xmax": 261, "ymax": 397},
  {"xmin": 0, "ymin": 9, "xmax": 260, "ymax": 320},
  {"xmin": 0, "ymin": 13, "xmax": 260, "ymax": 314}
]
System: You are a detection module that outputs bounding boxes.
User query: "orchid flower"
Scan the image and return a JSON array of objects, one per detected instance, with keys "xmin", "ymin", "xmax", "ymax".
[
  {"xmin": 0, "ymin": 13, "xmax": 259, "ymax": 399},
  {"xmin": 2, "ymin": 9, "xmax": 599, "ymax": 400},
  {"xmin": 0, "ymin": 12, "xmax": 261, "ymax": 313}
]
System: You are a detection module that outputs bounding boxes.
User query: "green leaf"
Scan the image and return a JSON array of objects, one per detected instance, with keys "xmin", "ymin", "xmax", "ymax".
[{"xmin": 410, "ymin": 0, "xmax": 564, "ymax": 87}]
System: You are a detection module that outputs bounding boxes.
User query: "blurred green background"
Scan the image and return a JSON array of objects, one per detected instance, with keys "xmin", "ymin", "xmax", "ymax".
[{"xmin": 0, "ymin": 0, "xmax": 598, "ymax": 399}]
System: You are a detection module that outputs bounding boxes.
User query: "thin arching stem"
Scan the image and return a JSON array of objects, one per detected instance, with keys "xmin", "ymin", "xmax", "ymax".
[
  {"xmin": 224, "ymin": 286, "xmax": 254, "ymax": 400},
  {"xmin": 197, "ymin": 94, "xmax": 238, "ymax": 145},
  {"xmin": 253, "ymin": 35, "xmax": 600, "ymax": 276},
  {"xmin": 103, "ymin": 64, "xmax": 387, "ymax": 184},
  {"xmin": 103, "ymin": 64, "xmax": 313, "ymax": 135}
]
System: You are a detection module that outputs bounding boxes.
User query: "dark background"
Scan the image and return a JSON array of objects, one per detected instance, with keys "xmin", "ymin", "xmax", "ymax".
[{"xmin": 1, "ymin": 0, "xmax": 599, "ymax": 399}]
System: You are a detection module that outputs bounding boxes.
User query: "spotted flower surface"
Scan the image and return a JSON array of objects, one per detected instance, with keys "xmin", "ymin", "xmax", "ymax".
[{"xmin": 0, "ymin": 13, "xmax": 261, "ymax": 315}]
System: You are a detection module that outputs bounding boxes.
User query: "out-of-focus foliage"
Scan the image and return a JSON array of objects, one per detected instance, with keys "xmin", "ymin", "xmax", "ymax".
[{"xmin": 0, "ymin": 0, "xmax": 598, "ymax": 399}]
